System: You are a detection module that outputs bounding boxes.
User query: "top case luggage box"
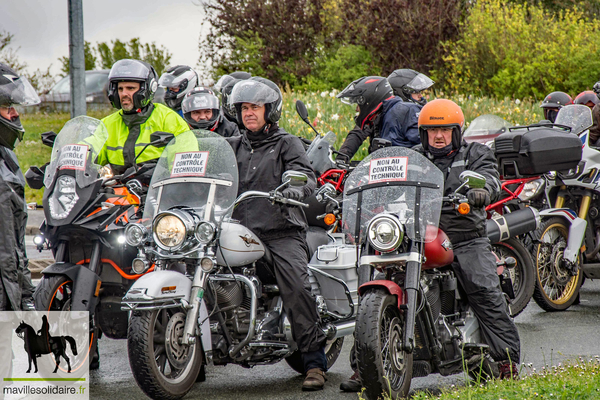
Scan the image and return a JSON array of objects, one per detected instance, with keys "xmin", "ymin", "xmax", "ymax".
[{"xmin": 493, "ymin": 127, "xmax": 582, "ymax": 178}]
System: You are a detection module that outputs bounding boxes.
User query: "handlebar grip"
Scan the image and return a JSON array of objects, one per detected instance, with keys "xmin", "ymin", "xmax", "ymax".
[{"xmin": 284, "ymin": 198, "xmax": 309, "ymax": 208}]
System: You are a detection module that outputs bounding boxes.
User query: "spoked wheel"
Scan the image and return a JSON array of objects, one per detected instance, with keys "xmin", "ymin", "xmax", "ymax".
[
  {"xmin": 33, "ymin": 274, "xmax": 97, "ymax": 375},
  {"xmin": 355, "ymin": 288, "xmax": 413, "ymax": 400},
  {"xmin": 533, "ymin": 217, "xmax": 583, "ymax": 311},
  {"xmin": 493, "ymin": 237, "xmax": 535, "ymax": 317},
  {"xmin": 285, "ymin": 337, "xmax": 345, "ymax": 374},
  {"xmin": 127, "ymin": 309, "xmax": 202, "ymax": 400}
]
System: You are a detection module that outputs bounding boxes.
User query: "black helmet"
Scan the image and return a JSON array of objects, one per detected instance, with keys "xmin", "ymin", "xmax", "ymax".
[
  {"xmin": 220, "ymin": 78, "xmax": 243, "ymax": 123},
  {"xmin": 593, "ymin": 82, "xmax": 600, "ymax": 100},
  {"xmin": 230, "ymin": 77, "xmax": 282, "ymax": 126},
  {"xmin": 214, "ymin": 71, "xmax": 252, "ymax": 94},
  {"xmin": 387, "ymin": 69, "xmax": 434, "ymax": 106},
  {"xmin": 337, "ymin": 76, "xmax": 393, "ymax": 130},
  {"xmin": 540, "ymin": 91, "xmax": 572, "ymax": 122},
  {"xmin": 159, "ymin": 65, "xmax": 198, "ymax": 111},
  {"xmin": 107, "ymin": 59, "xmax": 158, "ymax": 111},
  {"xmin": 181, "ymin": 87, "xmax": 221, "ymax": 130},
  {"xmin": 0, "ymin": 63, "xmax": 40, "ymax": 150}
]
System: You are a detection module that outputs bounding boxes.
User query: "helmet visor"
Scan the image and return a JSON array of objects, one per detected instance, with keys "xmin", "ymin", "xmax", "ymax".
[
  {"xmin": 0, "ymin": 75, "xmax": 40, "ymax": 106},
  {"xmin": 182, "ymin": 92, "xmax": 220, "ymax": 113},
  {"xmin": 108, "ymin": 59, "xmax": 150, "ymax": 81},
  {"xmin": 159, "ymin": 73, "xmax": 187, "ymax": 88},
  {"xmin": 337, "ymin": 81, "xmax": 366, "ymax": 105},
  {"xmin": 229, "ymin": 80, "xmax": 279, "ymax": 107},
  {"xmin": 214, "ymin": 75, "xmax": 234, "ymax": 94},
  {"xmin": 404, "ymin": 73, "xmax": 434, "ymax": 93}
]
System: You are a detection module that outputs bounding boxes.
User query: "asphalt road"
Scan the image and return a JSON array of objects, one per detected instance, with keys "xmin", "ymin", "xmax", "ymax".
[{"xmin": 83, "ymin": 280, "xmax": 600, "ymax": 400}]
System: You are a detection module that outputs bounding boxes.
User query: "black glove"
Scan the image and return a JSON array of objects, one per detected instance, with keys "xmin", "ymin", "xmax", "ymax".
[
  {"xmin": 467, "ymin": 188, "xmax": 491, "ymax": 208},
  {"xmin": 336, "ymin": 153, "xmax": 350, "ymax": 165},
  {"xmin": 282, "ymin": 187, "xmax": 304, "ymax": 201}
]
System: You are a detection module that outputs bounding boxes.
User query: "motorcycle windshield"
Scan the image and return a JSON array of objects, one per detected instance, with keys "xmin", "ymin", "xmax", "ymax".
[
  {"xmin": 555, "ymin": 104, "xmax": 593, "ymax": 135},
  {"xmin": 44, "ymin": 116, "xmax": 108, "ymax": 188},
  {"xmin": 143, "ymin": 130, "xmax": 239, "ymax": 227},
  {"xmin": 464, "ymin": 114, "xmax": 510, "ymax": 138},
  {"xmin": 305, "ymin": 131, "xmax": 336, "ymax": 176},
  {"xmin": 342, "ymin": 147, "xmax": 444, "ymax": 244}
]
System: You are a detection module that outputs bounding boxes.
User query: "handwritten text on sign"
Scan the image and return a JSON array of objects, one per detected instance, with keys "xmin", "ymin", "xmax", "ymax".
[
  {"xmin": 58, "ymin": 144, "xmax": 88, "ymax": 171},
  {"xmin": 171, "ymin": 151, "xmax": 209, "ymax": 177},
  {"xmin": 369, "ymin": 156, "xmax": 408, "ymax": 183}
]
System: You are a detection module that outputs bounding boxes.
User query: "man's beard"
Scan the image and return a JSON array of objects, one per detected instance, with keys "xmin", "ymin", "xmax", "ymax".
[{"xmin": 121, "ymin": 97, "xmax": 134, "ymax": 111}]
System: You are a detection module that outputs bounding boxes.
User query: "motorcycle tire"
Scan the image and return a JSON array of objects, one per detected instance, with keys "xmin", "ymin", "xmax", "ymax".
[
  {"xmin": 127, "ymin": 309, "xmax": 203, "ymax": 400},
  {"xmin": 33, "ymin": 274, "xmax": 99, "ymax": 373},
  {"xmin": 493, "ymin": 237, "xmax": 535, "ymax": 317},
  {"xmin": 284, "ymin": 337, "xmax": 344, "ymax": 374},
  {"xmin": 355, "ymin": 288, "xmax": 413, "ymax": 400},
  {"xmin": 532, "ymin": 217, "xmax": 584, "ymax": 312}
]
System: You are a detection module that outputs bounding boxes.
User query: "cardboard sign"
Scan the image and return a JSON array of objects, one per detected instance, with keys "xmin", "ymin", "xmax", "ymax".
[
  {"xmin": 171, "ymin": 151, "xmax": 209, "ymax": 177},
  {"xmin": 58, "ymin": 144, "xmax": 88, "ymax": 171},
  {"xmin": 369, "ymin": 156, "xmax": 408, "ymax": 183}
]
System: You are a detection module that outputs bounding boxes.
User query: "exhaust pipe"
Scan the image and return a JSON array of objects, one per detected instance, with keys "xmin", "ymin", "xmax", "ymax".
[
  {"xmin": 487, "ymin": 207, "xmax": 540, "ymax": 243},
  {"xmin": 324, "ymin": 320, "xmax": 355, "ymax": 339}
]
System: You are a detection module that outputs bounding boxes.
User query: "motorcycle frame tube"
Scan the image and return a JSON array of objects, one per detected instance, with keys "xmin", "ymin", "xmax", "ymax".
[{"xmin": 540, "ymin": 208, "xmax": 587, "ymax": 264}]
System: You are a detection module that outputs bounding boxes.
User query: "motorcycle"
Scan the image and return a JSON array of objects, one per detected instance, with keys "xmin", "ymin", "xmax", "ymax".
[
  {"xmin": 121, "ymin": 130, "xmax": 358, "ymax": 400},
  {"xmin": 518, "ymin": 104, "xmax": 598, "ymax": 311},
  {"xmin": 25, "ymin": 116, "xmax": 172, "ymax": 365},
  {"xmin": 343, "ymin": 146, "xmax": 522, "ymax": 400}
]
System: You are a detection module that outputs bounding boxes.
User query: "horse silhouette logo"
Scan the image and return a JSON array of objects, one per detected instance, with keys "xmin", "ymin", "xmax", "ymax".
[{"xmin": 15, "ymin": 315, "xmax": 78, "ymax": 373}]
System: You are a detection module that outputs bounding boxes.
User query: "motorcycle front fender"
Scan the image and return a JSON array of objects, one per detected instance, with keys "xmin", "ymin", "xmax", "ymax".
[
  {"xmin": 540, "ymin": 208, "xmax": 587, "ymax": 264},
  {"xmin": 122, "ymin": 270, "xmax": 212, "ymax": 353},
  {"xmin": 41, "ymin": 262, "xmax": 100, "ymax": 312},
  {"xmin": 358, "ymin": 280, "xmax": 406, "ymax": 309}
]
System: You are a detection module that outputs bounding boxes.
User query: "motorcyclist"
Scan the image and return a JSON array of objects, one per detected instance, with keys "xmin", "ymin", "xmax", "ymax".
[
  {"xmin": 415, "ymin": 98, "xmax": 520, "ymax": 379},
  {"xmin": 540, "ymin": 91, "xmax": 572, "ymax": 123},
  {"xmin": 226, "ymin": 77, "xmax": 328, "ymax": 391},
  {"xmin": 573, "ymin": 90, "xmax": 599, "ymax": 110},
  {"xmin": 214, "ymin": 72, "xmax": 252, "ymax": 128},
  {"xmin": 590, "ymin": 82, "xmax": 600, "ymax": 146},
  {"xmin": 387, "ymin": 68, "xmax": 435, "ymax": 106},
  {"xmin": 181, "ymin": 87, "xmax": 239, "ymax": 137},
  {"xmin": 93, "ymin": 59, "xmax": 190, "ymax": 181},
  {"xmin": 335, "ymin": 76, "xmax": 421, "ymax": 164},
  {"xmin": 0, "ymin": 62, "xmax": 40, "ymax": 311},
  {"xmin": 158, "ymin": 65, "xmax": 199, "ymax": 117}
]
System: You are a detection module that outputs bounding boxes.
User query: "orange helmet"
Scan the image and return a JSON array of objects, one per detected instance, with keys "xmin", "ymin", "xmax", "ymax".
[{"xmin": 418, "ymin": 98, "xmax": 465, "ymax": 151}]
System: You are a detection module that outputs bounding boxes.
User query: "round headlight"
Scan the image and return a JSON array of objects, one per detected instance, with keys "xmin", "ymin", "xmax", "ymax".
[
  {"xmin": 125, "ymin": 223, "xmax": 147, "ymax": 247},
  {"xmin": 195, "ymin": 221, "xmax": 216, "ymax": 244},
  {"xmin": 200, "ymin": 257, "xmax": 215, "ymax": 272},
  {"xmin": 154, "ymin": 214, "xmax": 187, "ymax": 248},
  {"xmin": 368, "ymin": 215, "xmax": 404, "ymax": 253},
  {"xmin": 132, "ymin": 258, "xmax": 149, "ymax": 274}
]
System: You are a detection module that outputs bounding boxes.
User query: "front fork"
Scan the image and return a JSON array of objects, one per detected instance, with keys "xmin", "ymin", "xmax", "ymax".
[
  {"xmin": 402, "ymin": 242, "xmax": 421, "ymax": 353},
  {"xmin": 183, "ymin": 268, "xmax": 210, "ymax": 345},
  {"xmin": 553, "ymin": 186, "xmax": 591, "ymax": 265}
]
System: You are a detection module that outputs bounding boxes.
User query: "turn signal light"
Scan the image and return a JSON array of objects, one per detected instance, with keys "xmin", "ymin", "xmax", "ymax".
[
  {"xmin": 457, "ymin": 202, "xmax": 470, "ymax": 215},
  {"xmin": 323, "ymin": 213, "xmax": 336, "ymax": 226}
]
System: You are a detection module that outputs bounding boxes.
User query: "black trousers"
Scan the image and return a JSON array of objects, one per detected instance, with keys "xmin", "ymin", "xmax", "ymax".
[
  {"xmin": 452, "ymin": 237, "xmax": 520, "ymax": 363},
  {"xmin": 263, "ymin": 233, "xmax": 327, "ymax": 356}
]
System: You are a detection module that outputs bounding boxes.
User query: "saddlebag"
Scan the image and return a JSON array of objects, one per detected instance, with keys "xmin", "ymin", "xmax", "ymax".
[{"xmin": 494, "ymin": 127, "xmax": 582, "ymax": 178}]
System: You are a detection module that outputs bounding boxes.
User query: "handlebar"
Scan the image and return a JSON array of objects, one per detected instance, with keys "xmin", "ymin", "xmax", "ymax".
[{"xmin": 233, "ymin": 190, "xmax": 309, "ymax": 208}]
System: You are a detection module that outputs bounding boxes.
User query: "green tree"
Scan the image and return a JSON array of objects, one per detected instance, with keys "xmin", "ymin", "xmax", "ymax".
[
  {"xmin": 94, "ymin": 38, "xmax": 172, "ymax": 76},
  {"xmin": 58, "ymin": 41, "xmax": 97, "ymax": 76}
]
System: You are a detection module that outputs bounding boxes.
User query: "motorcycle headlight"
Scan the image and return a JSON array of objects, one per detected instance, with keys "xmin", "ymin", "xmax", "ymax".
[
  {"xmin": 153, "ymin": 214, "xmax": 187, "ymax": 249},
  {"xmin": 518, "ymin": 179, "xmax": 545, "ymax": 201},
  {"xmin": 125, "ymin": 223, "xmax": 147, "ymax": 247},
  {"xmin": 48, "ymin": 175, "xmax": 79, "ymax": 220},
  {"xmin": 367, "ymin": 215, "xmax": 404, "ymax": 253},
  {"xmin": 195, "ymin": 221, "xmax": 215, "ymax": 244}
]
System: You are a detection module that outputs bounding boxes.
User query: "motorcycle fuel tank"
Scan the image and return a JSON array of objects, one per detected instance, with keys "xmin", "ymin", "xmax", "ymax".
[
  {"xmin": 423, "ymin": 227, "xmax": 454, "ymax": 269},
  {"xmin": 217, "ymin": 222, "xmax": 265, "ymax": 266}
]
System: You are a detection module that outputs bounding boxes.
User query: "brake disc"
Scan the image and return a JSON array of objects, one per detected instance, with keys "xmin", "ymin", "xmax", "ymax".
[{"xmin": 165, "ymin": 312, "xmax": 192, "ymax": 370}]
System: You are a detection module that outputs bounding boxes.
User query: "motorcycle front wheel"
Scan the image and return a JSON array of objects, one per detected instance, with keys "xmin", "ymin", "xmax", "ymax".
[
  {"xmin": 493, "ymin": 237, "xmax": 535, "ymax": 317},
  {"xmin": 127, "ymin": 309, "xmax": 203, "ymax": 400},
  {"xmin": 355, "ymin": 288, "xmax": 413, "ymax": 400},
  {"xmin": 533, "ymin": 217, "xmax": 584, "ymax": 311}
]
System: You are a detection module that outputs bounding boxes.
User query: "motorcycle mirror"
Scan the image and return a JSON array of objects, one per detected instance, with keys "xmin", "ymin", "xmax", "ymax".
[
  {"xmin": 295, "ymin": 100, "xmax": 321, "ymax": 138},
  {"xmin": 282, "ymin": 170, "xmax": 308, "ymax": 187},
  {"xmin": 25, "ymin": 166, "xmax": 45, "ymax": 190},
  {"xmin": 316, "ymin": 182, "xmax": 336, "ymax": 202},
  {"xmin": 370, "ymin": 138, "xmax": 392, "ymax": 152},
  {"xmin": 295, "ymin": 100, "xmax": 309, "ymax": 122},
  {"xmin": 41, "ymin": 131, "xmax": 57, "ymax": 148},
  {"xmin": 149, "ymin": 131, "xmax": 175, "ymax": 148},
  {"xmin": 459, "ymin": 171, "xmax": 487, "ymax": 189}
]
